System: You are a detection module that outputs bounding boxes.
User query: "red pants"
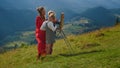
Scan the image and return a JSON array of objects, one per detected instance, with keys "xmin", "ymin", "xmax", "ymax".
[{"xmin": 36, "ymin": 37, "xmax": 46, "ymax": 55}]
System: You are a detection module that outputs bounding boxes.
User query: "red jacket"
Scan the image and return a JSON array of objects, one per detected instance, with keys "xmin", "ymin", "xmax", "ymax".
[{"xmin": 35, "ymin": 16, "xmax": 46, "ymax": 43}]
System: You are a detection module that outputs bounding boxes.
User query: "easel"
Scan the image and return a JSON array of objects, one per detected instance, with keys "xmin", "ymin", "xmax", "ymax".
[{"xmin": 56, "ymin": 12, "xmax": 74, "ymax": 54}]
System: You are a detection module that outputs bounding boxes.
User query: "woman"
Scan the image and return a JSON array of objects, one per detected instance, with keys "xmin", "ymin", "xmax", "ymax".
[{"xmin": 35, "ymin": 7, "xmax": 46, "ymax": 60}]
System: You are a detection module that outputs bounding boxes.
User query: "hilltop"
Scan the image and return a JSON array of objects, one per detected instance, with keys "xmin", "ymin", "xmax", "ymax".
[{"xmin": 0, "ymin": 24, "xmax": 120, "ymax": 68}]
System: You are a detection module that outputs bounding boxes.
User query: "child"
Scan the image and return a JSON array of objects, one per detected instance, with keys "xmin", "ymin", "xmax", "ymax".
[{"xmin": 40, "ymin": 12, "xmax": 58, "ymax": 55}]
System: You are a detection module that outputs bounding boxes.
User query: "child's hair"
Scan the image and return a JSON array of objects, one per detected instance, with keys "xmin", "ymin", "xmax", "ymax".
[
  {"xmin": 49, "ymin": 13, "xmax": 55, "ymax": 19},
  {"xmin": 48, "ymin": 10, "xmax": 56, "ymax": 16}
]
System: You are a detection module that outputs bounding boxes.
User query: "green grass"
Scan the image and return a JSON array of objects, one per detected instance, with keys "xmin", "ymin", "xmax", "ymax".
[{"xmin": 0, "ymin": 25, "xmax": 120, "ymax": 68}]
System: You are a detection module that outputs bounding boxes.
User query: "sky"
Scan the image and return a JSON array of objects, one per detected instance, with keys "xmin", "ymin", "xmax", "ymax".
[{"xmin": 0, "ymin": 0, "xmax": 120, "ymax": 10}]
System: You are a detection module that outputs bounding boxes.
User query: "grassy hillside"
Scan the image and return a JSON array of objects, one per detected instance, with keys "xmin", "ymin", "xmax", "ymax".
[{"xmin": 0, "ymin": 24, "xmax": 120, "ymax": 68}]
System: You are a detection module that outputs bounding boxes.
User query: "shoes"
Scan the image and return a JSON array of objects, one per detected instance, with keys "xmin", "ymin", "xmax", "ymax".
[
  {"xmin": 41, "ymin": 53, "xmax": 46, "ymax": 57},
  {"xmin": 36, "ymin": 53, "xmax": 46, "ymax": 62},
  {"xmin": 37, "ymin": 54, "xmax": 41, "ymax": 60}
]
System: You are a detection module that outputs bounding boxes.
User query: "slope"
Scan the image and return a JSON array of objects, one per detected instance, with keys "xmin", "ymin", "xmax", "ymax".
[{"xmin": 0, "ymin": 24, "xmax": 120, "ymax": 68}]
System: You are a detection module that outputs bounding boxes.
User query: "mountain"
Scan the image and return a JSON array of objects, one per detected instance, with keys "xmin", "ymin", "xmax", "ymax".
[
  {"xmin": 0, "ymin": 0, "xmax": 120, "ymax": 18},
  {"xmin": 0, "ymin": 8, "xmax": 36, "ymax": 41},
  {"xmin": 110, "ymin": 8, "xmax": 120, "ymax": 15},
  {"xmin": 0, "ymin": 24, "xmax": 120, "ymax": 68},
  {"xmin": 72, "ymin": 7, "xmax": 116, "ymax": 27}
]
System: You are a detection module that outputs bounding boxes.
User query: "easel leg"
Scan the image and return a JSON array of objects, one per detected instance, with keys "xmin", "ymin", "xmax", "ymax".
[{"xmin": 60, "ymin": 30, "xmax": 74, "ymax": 54}]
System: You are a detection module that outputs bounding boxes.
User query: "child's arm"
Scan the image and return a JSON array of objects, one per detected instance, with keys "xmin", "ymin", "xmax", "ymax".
[
  {"xmin": 40, "ymin": 21, "xmax": 46, "ymax": 31},
  {"xmin": 48, "ymin": 22, "xmax": 57, "ymax": 32}
]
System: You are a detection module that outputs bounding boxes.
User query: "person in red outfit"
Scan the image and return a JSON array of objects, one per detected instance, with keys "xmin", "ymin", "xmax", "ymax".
[{"xmin": 35, "ymin": 7, "xmax": 46, "ymax": 60}]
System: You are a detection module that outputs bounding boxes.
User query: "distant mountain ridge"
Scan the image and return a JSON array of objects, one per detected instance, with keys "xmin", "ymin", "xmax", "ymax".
[
  {"xmin": 72, "ymin": 7, "xmax": 116, "ymax": 27},
  {"xmin": 0, "ymin": 8, "xmax": 36, "ymax": 41}
]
